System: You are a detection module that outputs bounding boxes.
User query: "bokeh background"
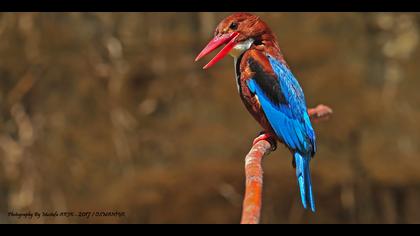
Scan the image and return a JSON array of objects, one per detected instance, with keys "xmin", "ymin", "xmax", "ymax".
[{"xmin": 0, "ymin": 12, "xmax": 420, "ymax": 224}]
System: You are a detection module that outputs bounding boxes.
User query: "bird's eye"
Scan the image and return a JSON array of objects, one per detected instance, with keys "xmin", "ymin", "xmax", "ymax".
[{"xmin": 229, "ymin": 22, "xmax": 238, "ymax": 30}]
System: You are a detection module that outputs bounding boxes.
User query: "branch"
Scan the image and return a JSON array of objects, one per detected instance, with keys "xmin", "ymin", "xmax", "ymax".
[
  {"xmin": 240, "ymin": 104, "xmax": 333, "ymax": 224},
  {"xmin": 308, "ymin": 104, "xmax": 333, "ymax": 123},
  {"xmin": 240, "ymin": 139, "xmax": 272, "ymax": 224}
]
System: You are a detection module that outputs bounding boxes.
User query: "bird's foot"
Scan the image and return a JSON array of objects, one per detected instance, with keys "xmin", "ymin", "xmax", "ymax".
[{"xmin": 253, "ymin": 131, "xmax": 277, "ymax": 151}]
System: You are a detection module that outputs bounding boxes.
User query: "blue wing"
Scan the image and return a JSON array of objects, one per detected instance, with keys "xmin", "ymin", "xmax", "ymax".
[
  {"xmin": 247, "ymin": 54, "xmax": 316, "ymax": 155},
  {"xmin": 246, "ymin": 52, "xmax": 317, "ymax": 212}
]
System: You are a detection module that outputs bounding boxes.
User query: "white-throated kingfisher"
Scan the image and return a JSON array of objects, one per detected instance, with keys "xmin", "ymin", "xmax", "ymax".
[{"xmin": 195, "ymin": 13, "xmax": 317, "ymax": 212}]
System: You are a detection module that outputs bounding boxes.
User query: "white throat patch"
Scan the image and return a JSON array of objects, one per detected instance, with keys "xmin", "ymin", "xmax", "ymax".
[
  {"xmin": 229, "ymin": 38, "xmax": 254, "ymax": 59},
  {"xmin": 230, "ymin": 38, "xmax": 254, "ymax": 93}
]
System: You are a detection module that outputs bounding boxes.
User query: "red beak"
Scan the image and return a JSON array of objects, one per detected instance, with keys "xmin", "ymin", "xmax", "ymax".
[{"xmin": 195, "ymin": 32, "xmax": 240, "ymax": 69}]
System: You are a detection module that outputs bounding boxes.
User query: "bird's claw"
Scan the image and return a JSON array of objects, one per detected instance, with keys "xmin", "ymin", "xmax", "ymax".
[{"xmin": 253, "ymin": 132, "xmax": 277, "ymax": 151}]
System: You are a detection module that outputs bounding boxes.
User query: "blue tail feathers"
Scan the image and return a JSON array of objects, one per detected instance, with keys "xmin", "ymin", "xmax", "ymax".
[{"xmin": 294, "ymin": 152, "xmax": 316, "ymax": 212}]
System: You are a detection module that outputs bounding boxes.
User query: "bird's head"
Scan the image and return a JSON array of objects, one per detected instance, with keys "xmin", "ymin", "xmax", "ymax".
[{"xmin": 195, "ymin": 13, "xmax": 274, "ymax": 69}]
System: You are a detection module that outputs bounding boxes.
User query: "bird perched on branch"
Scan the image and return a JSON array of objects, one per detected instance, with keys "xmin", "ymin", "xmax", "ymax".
[{"xmin": 195, "ymin": 13, "xmax": 317, "ymax": 212}]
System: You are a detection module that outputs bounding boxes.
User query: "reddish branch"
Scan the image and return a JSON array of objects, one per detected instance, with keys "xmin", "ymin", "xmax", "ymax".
[
  {"xmin": 240, "ymin": 104, "xmax": 333, "ymax": 224},
  {"xmin": 308, "ymin": 104, "xmax": 333, "ymax": 123},
  {"xmin": 241, "ymin": 139, "xmax": 272, "ymax": 224}
]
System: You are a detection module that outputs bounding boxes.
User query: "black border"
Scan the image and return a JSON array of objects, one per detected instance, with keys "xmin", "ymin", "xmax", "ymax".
[{"xmin": 1, "ymin": 0, "xmax": 420, "ymax": 12}]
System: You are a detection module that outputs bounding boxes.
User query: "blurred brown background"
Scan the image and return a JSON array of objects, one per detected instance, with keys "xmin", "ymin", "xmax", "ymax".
[{"xmin": 0, "ymin": 12, "xmax": 420, "ymax": 224}]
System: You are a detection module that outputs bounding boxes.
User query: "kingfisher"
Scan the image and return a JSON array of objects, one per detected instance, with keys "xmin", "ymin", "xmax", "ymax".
[{"xmin": 195, "ymin": 13, "xmax": 317, "ymax": 212}]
